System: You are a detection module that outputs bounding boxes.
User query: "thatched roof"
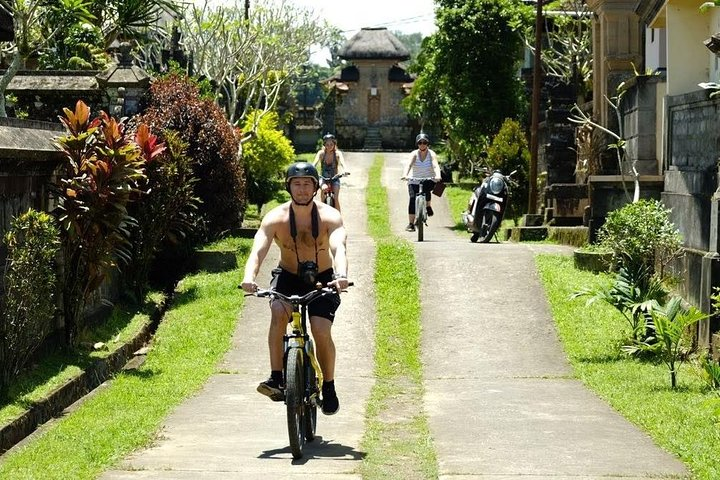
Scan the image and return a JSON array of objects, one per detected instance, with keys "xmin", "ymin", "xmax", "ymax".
[{"xmin": 338, "ymin": 27, "xmax": 410, "ymax": 61}]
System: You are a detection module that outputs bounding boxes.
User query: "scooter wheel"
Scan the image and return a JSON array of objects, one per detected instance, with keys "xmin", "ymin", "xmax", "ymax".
[{"xmin": 470, "ymin": 233, "xmax": 480, "ymax": 243}]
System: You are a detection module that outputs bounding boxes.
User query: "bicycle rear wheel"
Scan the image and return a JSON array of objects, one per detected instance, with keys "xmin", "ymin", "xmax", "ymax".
[
  {"xmin": 285, "ymin": 347, "xmax": 305, "ymax": 459},
  {"xmin": 415, "ymin": 195, "xmax": 426, "ymax": 242}
]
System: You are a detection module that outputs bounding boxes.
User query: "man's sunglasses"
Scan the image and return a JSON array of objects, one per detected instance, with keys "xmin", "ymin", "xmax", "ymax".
[{"xmin": 417, "ymin": 141, "xmax": 429, "ymax": 145}]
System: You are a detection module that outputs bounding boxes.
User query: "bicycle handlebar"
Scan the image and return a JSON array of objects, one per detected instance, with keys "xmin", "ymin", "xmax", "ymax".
[
  {"xmin": 405, "ymin": 177, "xmax": 436, "ymax": 182},
  {"xmin": 243, "ymin": 282, "xmax": 354, "ymax": 305},
  {"xmin": 320, "ymin": 172, "xmax": 350, "ymax": 182}
]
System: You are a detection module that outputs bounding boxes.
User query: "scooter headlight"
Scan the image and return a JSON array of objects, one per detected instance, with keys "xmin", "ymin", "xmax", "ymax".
[{"xmin": 488, "ymin": 175, "xmax": 504, "ymax": 195}]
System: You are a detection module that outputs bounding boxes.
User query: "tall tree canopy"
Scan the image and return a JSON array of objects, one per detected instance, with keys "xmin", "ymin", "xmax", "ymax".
[
  {"xmin": 180, "ymin": 0, "xmax": 339, "ymax": 135},
  {"xmin": 404, "ymin": 0, "xmax": 531, "ymax": 169}
]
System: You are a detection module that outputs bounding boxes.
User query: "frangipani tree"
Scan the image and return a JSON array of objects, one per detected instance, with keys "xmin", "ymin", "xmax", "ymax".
[{"xmin": 181, "ymin": 0, "xmax": 338, "ymax": 139}]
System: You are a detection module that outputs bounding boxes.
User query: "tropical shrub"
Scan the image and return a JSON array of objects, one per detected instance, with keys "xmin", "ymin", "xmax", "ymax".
[
  {"xmin": 573, "ymin": 265, "xmax": 668, "ymax": 347},
  {"xmin": 53, "ymin": 100, "xmax": 153, "ymax": 345},
  {"xmin": 38, "ymin": 22, "xmax": 109, "ymax": 70},
  {"xmin": 634, "ymin": 297, "xmax": 707, "ymax": 389},
  {"xmin": 242, "ymin": 110, "xmax": 295, "ymax": 212},
  {"xmin": 140, "ymin": 73, "xmax": 246, "ymax": 239},
  {"xmin": 0, "ymin": 210, "xmax": 60, "ymax": 398},
  {"xmin": 486, "ymin": 118, "xmax": 530, "ymax": 221},
  {"xmin": 126, "ymin": 129, "xmax": 200, "ymax": 300},
  {"xmin": 597, "ymin": 199, "xmax": 683, "ymax": 278},
  {"xmin": 701, "ymin": 287, "xmax": 720, "ymax": 391}
]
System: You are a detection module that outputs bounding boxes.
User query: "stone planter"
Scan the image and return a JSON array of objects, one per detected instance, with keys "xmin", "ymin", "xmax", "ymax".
[{"xmin": 573, "ymin": 249, "xmax": 613, "ymax": 273}]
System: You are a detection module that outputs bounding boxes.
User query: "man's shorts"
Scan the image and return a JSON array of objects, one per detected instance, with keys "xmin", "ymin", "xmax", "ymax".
[{"xmin": 270, "ymin": 267, "xmax": 341, "ymax": 322}]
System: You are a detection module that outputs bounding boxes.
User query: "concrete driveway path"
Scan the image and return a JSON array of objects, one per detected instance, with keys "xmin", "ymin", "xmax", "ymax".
[
  {"xmin": 382, "ymin": 152, "xmax": 689, "ymax": 480},
  {"xmin": 101, "ymin": 152, "xmax": 378, "ymax": 479}
]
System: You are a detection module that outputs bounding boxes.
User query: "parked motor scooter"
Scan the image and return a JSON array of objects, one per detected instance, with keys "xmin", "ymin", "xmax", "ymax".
[{"xmin": 462, "ymin": 168, "xmax": 516, "ymax": 243}]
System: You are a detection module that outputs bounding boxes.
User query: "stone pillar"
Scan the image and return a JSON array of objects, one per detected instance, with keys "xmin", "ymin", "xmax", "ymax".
[
  {"xmin": 95, "ymin": 42, "xmax": 150, "ymax": 117},
  {"xmin": 586, "ymin": 0, "xmax": 644, "ymax": 129},
  {"xmin": 701, "ymin": 174, "xmax": 720, "ymax": 350}
]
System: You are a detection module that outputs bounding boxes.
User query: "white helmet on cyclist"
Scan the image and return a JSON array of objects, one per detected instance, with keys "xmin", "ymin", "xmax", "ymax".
[{"xmin": 415, "ymin": 133, "xmax": 430, "ymax": 146}]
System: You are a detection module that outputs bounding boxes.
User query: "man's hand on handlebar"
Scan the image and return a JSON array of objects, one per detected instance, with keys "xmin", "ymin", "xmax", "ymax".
[
  {"xmin": 241, "ymin": 280, "xmax": 258, "ymax": 294},
  {"xmin": 328, "ymin": 275, "xmax": 350, "ymax": 292}
]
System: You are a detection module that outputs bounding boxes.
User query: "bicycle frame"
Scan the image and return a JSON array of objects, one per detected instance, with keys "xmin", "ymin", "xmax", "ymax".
[
  {"xmin": 320, "ymin": 172, "xmax": 349, "ymax": 208},
  {"xmin": 408, "ymin": 177, "xmax": 434, "ymax": 242},
  {"xmin": 286, "ymin": 302, "xmax": 323, "ymax": 395}
]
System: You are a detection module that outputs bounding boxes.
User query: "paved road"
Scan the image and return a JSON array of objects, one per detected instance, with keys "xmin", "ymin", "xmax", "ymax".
[
  {"xmin": 102, "ymin": 153, "xmax": 377, "ymax": 479},
  {"xmin": 383, "ymin": 151, "xmax": 688, "ymax": 479},
  {"xmin": 102, "ymin": 152, "xmax": 689, "ymax": 479}
]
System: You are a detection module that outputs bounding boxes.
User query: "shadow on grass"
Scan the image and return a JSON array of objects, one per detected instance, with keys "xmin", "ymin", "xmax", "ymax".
[
  {"xmin": 574, "ymin": 353, "xmax": 626, "ymax": 364},
  {"xmin": 120, "ymin": 368, "xmax": 162, "ymax": 381},
  {"xmin": 167, "ymin": 284, "xmax": 200, "ymax": 309}
]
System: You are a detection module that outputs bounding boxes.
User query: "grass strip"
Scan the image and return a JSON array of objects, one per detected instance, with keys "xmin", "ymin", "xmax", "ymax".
[
  {"xmin": 0, "ymin": 240, "xmax": 251, "ymax": 479},
  {"xmin": 359, "ymin": 154, "xmax": 438, "ymax": 480},
  {"xmin": 537, "ymin": 253, "xmax": 720, "ymax": 480},
  {"xmin": 445, "ymin": 183, "xmax": 473, "ymax": 232}
]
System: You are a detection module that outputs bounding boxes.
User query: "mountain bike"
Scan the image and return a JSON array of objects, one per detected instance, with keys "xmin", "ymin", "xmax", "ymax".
[
  {"xmin": 320, "ymin": 172, "xmax": 350, "ymax": 209},
  {"xmin": 408, "ymin": 177, "xmax": 435, "ymax": 242},
  {"xmin": 247, "ymin": 283, "xmax": 352, "ymax": 459}
]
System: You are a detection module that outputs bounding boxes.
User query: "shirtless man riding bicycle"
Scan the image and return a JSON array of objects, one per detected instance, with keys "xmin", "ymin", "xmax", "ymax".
[{"xmin": 240, "ymin": 161, "xmax": 349, "ymax": 415}]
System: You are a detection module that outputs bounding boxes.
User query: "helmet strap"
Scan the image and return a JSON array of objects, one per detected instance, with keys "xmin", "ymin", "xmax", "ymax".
[{"xmin": 289, "ymin": 203, "xmax": 319, "ymax": 265}]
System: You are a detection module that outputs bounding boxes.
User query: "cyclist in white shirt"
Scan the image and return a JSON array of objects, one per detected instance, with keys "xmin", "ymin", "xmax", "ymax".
[{"xmin": 401, "ymin": 133, "xmax": 441, "ymax": 232}]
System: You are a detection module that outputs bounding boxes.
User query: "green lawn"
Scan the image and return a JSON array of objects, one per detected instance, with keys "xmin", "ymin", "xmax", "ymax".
[{"xmin": 537, "ymin": 254, "xmax": 720, "ymax": 480}]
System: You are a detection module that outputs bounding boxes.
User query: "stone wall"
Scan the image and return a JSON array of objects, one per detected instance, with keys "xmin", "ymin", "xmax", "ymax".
[
  {"xmin": 661, "ymin": 90, "xmax": 720, "ymax": 346},
  {"xmin": 620, "ymin": 74, "xmax": 664, "ymax": 175},
  {"xmin": 662, "ymin": 90, "xmax": 720, "ymax": 252}
]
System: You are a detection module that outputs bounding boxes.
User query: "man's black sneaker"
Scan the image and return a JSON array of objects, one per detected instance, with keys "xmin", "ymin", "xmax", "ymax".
[
  {"xmin": 405, "ymin": 223, "xmax": 416, "ymax": 232},
  {"xmin": 427, "ymin": 206, "xmax": 434, "ymax": 216},
  {"xmin": 257, "ymin": 377, "xmax": 284, "ymax": 402},
  {"xmin": 321, "ymin": 388, "xmax": 339, "ymax": 415}
]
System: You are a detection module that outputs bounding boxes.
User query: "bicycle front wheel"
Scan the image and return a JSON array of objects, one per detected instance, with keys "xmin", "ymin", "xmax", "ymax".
[
  {"xmin": 415, "ymin": 195, "xmax": 426, "ymax": 242},
  {"xmin": 285, "ymin": 347, "xmax": 305, "ymax": 459},
  {"xmin": 304, "ymin": 357, "xmax": 318, "ymax": 442}
]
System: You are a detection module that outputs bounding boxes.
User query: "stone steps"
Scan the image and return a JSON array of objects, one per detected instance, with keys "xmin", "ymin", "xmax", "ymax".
[{"xmin": 363, "ymin": 126, "xmax": 382, "ymax": 150}]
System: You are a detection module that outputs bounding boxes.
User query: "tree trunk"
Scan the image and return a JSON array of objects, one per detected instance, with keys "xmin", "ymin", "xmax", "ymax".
[{"xmin": 0, "ymin": 50, "xmax": 22, "ymax": 118}]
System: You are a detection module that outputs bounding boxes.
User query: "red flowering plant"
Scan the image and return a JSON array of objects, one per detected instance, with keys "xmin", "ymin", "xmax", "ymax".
[
  {"xmin": 125, "ymin": 127, "xmax": 200, "ymax": 301},
  {"xmin": 53, "ymin": 100, "xmax": 162, "ymax": 345}
]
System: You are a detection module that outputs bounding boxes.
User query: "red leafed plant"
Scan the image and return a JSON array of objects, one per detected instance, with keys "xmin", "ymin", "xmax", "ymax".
[{"xmin": 54, "ymin": 100, "xmax": 156, "ymax": 345}]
